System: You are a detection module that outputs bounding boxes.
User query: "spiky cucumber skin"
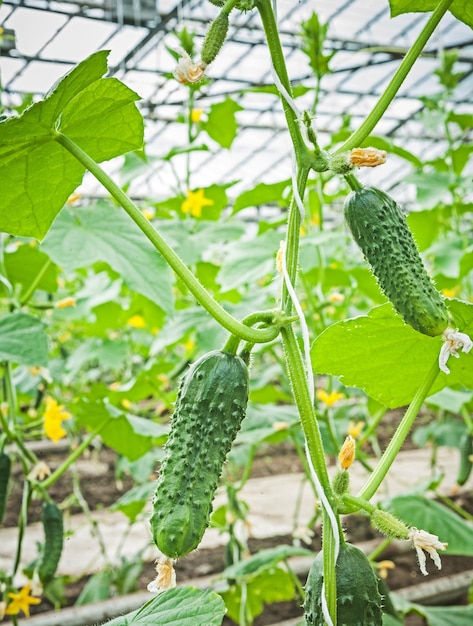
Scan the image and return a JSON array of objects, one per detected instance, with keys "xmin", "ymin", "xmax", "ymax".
[
  {"xmin": 201, "ymin": 13, "xmax": 229, "ymax": 66},
  {"xmin": 0, "ymin": 453, "xmax": 11, "ymax": 525},
  {"xmin": 38, "ymin": 501, "xmax": 64, "ymax": 583},
  {"xmin": 304, "ymin": 543, "xmax": 383, "ymax": 626},
  {"xmin": 344, "ymin": 186, "xmax": 448, "ymax": 337},
  {"xmin": 150, "ymin": 350, "xmax": 249, "ymax": 559}
]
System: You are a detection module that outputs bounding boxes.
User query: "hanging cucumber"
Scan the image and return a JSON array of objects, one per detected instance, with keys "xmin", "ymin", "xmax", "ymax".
[
  {"xmin": 304, "ymin": 542, "xmax": 383, "ymax": 626},
  {"xmin": 344, "ymin": 186, "xmax": 449, "ymax": 337},
  {"xmin": 150, "ymin": 349, "xmax": 249, "ymax": 559},
  {"xmin": 457, "ymin": 431, "xmax": 473, "ymax": 486},
  {"xmin": 37, "ymin": 501, "xmax": 64, "ymax": 583},
  {"xmin": 0, "ymin": 452, "xmax": 11, "ymax": 525}
]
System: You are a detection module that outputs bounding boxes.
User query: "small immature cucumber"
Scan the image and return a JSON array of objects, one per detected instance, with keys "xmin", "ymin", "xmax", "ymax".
[
  {"xmin": 201, "ymin": 12, "xmax": 229, "ymax": 66},
  {"xmin": 38, "ymin": 501, "xmax": 64, "ymax": 583},
  {"xmin": 304, "ymin": 542, "xmax": 383, "ymax": 626},
  {"xmin": 457, "ymin": 431, "xmax": 473, "ymax": 486},
  {"xmin": 150, "ymin": 350, "xmax": 249, "ymax": 559},
  {"xmin": 344, "ymin": 186, "xmax": 449, "ymax": 337},
  {"xmin": 0, "ymin": 452, "xmax": 11, "ymax": 525}
]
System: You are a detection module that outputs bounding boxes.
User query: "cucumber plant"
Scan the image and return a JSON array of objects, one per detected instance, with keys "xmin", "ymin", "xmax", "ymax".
[{"xmin": 0, "ymin": 0, "xmax": 472, "ymax": 624}]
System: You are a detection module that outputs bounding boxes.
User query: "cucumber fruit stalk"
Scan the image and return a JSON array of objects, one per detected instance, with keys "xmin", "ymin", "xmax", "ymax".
[
  {"xmin": 304, "ymin": 542, "xmax": 383, "ymax": 626},
  {"xmin": 150, "ymin": 350, "xmax": 249, "ymax": 559},
  {"xmin": 0, "ymin": 452, "xmax": 11, "ymax": 524},
  {"xmin": 344, "ymin": 186, "xmax": 449, "ymax": 336},
  {"xmin": 38, "ymin": 501, "xmax": 64, "ymax": 583}
]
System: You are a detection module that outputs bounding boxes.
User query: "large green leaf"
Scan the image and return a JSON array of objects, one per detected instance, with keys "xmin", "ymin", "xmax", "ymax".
[
  {"xmin": 221, "ymin": 545, "xmax": 313, "ymax": 580},
  {"xmin": 111, "ymin": 482, "xmax": 156, "ymax": 523},
  {"xmin": 0, "ymin": 50, "xmax": 143, "ymax": 240},
  {"xmin": 409, "ymin": 604, "xmax": 473, "ymax": 626},
  {"xmin": 389, "ymin": 1, "xmax": 473, "ymax": 29},
  {"xmin": 204, "ymin": 98, "xmax": 243, "ymax": 149},
  {"xmin": 75, "ymin": 400, "xmax": 167, "ymax": 461},
  {"xmin": 2, "ymin": 244, "xmax": 58, "ymax": 296},
  {"xmin": 233, "ymin": 180, "xmax": 290, "ymax": 214},
  {"xmin": 0, "ymin": 313, "xmax": 48, "ymax": 366},
  {"xmin": 41, "ymin": 203, "xmax": 174, "ymax": 314},
  {"xmin": 386, "ymin": 495, "xmax": 473, "ymax": 556},
  {"xmin": 311, "ymin": 301, "xmax": 473, "ymax": 409},
  {"xmin": 102, "ymin": 587, "xmax": 226, "ymax": 626}
]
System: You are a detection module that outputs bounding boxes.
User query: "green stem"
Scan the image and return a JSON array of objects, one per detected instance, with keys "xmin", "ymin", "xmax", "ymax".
[
  {"xmin": 12, "ymin": 481, "xmax": 32, "ymax": 577},
  {"xmin": 357, "ymin": 359, "xmax": 439, "ymax": 501},
  {"xmin": 368, "ymin": 537, "xmax": 393, "ymax": 562},
  {"xmin": 280, "ymin": 326, "xmax": 331, "ymax": 494},
  {"xmin": 40, "ymin": 418, "xmax": 112, "ymax": 490},
  {"xmin": 336, "ymin": 0, "xmax": 454, "ymax": 153},
  {"xmin": 436, "ymin": 493, "xmax": 473, "ymax": 522},
  {"xmin": 54, "ymin": 133, "xmax": 278, "ymax": 345},
  {"xmin": 19, "ymin": 259, "xmax": 52, "ymax": 306},
  {"xmin": 255, "ymin": 0, "xmax": 308, "ymax": 158},
  {"xmin": 322, "ymin": 510, "xmax": 340, "ymax": 625}
]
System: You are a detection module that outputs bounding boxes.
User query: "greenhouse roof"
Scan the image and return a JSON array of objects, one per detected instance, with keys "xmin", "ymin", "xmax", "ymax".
[{"xmin": 1, "ymin": 0, "xmax": 472, "ymax": 201}]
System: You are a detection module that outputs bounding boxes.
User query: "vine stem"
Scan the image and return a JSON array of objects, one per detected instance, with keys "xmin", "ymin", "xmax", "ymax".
[
  {"xmin": 54, "ymin": 133, "xmax": 279, "ymax": 345},
  {"xmin": 357, "ymin": 359, "xmax": 440, "ymax": 501},
  {"xmin": 335, "ymin": 0, "xmax": 454, "ymax": 153},
  {"xmin": 40, "ymin": 417, "xmax": 112, "ymax": 490},
  {"xmin": 19, "ymin": 258, "xmax": 52, "ymax": 306}
]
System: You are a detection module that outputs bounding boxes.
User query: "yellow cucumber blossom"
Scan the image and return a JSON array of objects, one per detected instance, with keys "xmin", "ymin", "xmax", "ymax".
[
  {"xmin": 55, "ymin": 296, "xmax": 76, "ymax": 309},
  {"xmin": 191, "ymin": 108, "xmax": 203, "ymax": 123},
  {"xmin": 43, "ymin": 397, "xmax": 71, "ymax": 443},
  {"xmin": 409, "ymin": 528, "xmax": 447, "ymax": 576},
  {"xmin": 173, "ymin": 49, "xmax": 206, "ymax": 84},
  {"xmin": 147, "ymin": 556, "xmax": 176, "ymax": 594},
  {"xmin": 348, "ymin": 420, "xmax": 364, "ymax": 440},
  {"xmin": 27, "ymin": 461, "xmax": 51, "ymax": 481},
  {"xmin": 181, "ymin": 188, "xmax": 214, "ymax": 218},
  {"xmin": 349, "ymin": 147, "xmax": 387, "ymax": 167},
  {"xmin": 338, "ymin": 435, "xmax": 356, "ymax": 470},
  {"xmin": 316, "ymin": 388, "xmax": 344, "ymax": 407},
  {"xmin": 5, "ymin": 585, "xmax": 41, "ymax": 617},
  {"xmin": 127, "ymin": 314, "xmax": 146, "ymax": 328},
  {"xmin": 439, "ymin": 328, "xmax": 472, "ymax": 374}
]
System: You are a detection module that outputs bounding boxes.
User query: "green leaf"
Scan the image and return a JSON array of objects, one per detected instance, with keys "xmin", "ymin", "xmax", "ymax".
[
  {"xmin": 2, "ymin": 244, "xmax": 58, "ymax": 296},
  {"xmin": 311, "ymin": 301, "xmax": 473, "ymax": 409},
  {"xmin": 386, "ymin": 495, "xmax": 473, "ymax": 556},
  {"xmin": 203, "ymin": 98, "xmax": 243, "ymax": 149},
  {"xmin": 76, "ymin": 570, "xmax": 113, "ymax": 605},
  {"xmin": 102, "ymin": 587, "xmax": 226, "ymax": 626},
  {"xmin": 41, "ymin": 203, "xmax": 174, "ymax": 314},
  {"xmin": 0, "ymin": 51, "xmax": 143, "ymax": 240},
  {"xmin": 426, "ymin": 387, "xmax": 473, "ymax": 413},
  {"xmin": 75, "ymin": 400, "xmax": 167, "ymax": 461},
  {"xmin": 221, "ymin": 545, "xmax": 313, "ymax": 580},
  {"xmin": 411, "ymin": 604, "xmax": 473, "ymax": 626},
  {"xmin": 111, "ymin": 482, "xmax": 156, "ymax": 523},
  {"xmin": 389, "ymin": 1, "xmax": 473, "ymax": 29},
  {"xmin": 0, "ymin": 312, "xmax": 48, "ymax": 366},
  {"xmin": 233, "ymin": 180, "xmax": 290, "ymax": 214}
]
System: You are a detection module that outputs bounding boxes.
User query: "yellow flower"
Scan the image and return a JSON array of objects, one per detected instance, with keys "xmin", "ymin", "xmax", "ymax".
[
  {"xmin": 28, "ymin": 461, "xmax": 51, "ymax": 482},
  {"xmin": 273, "ymin": 421, "xmax": 289, "ymax": 431},
  {"xmin": 43, "ymin": 397, "xmax": 71, "ymax": 444},
  {"xmin": 191, "ymin": 108, "xmax": 203, "ymax": 123},
  {"xmin": 142, "ymin": 208, "xmax": 154, "ymax": 220},
  {"xmin": 55, "ymin": 297, "xmax": 76, "ymax": 309},
  {"xmin": 181, "ymin": 189, "xmax": 214, "ymax": 218},
  {"xmin": 316, "ymin": 389, "xmax": 344, "ymax": 408},
  {"xmin": 5, "ymin": 585, "xmax": 41, "ymax": 617},
  {"xmin": 121, "ymin": 399, "xmax": 132, "ymax": 410},
  {"xmin": 338, "ymin": 435, "xmax": 356, "ymax": 470},
  {"xmin": 328, "ymin": 292, "xmax": 345, "ymax": 303},
  {"xmin": 173, "ymin": 50, "xmax": 206, "ymax": 84},
  {"xmin": 441, "ymin": 286, "xmax": 460, "ymax": 298},
  {"xmin": 348, "ymin": 420, "xmax": 364, "ymax": 440},
  {"xmin": 377, "ymin": 560, "xmax": 395, "ymax": 580},
  {"xmin": 350, "ymin": 147, "xmax": 387, "ymax": 168},
  {"xmin": 127, "ymin": 314, "xmax": 146, "ymax": 329},
  {"xmin": 66, "ymin": 193, "xmax": 82, "ymax": 205},
  {"xmin": 147, "ymin": 556, "xmax": 176, "ymax": 594}
]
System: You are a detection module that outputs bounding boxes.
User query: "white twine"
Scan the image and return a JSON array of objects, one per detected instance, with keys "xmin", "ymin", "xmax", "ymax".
[{"xmin": 279, "ymin": 242, "xmax": 339, "ymax": 626}]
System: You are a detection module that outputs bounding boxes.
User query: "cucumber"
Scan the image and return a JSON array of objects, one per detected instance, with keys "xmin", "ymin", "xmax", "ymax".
[
  {"xmin": 37, "ymin": 501, "xmax": 64, "ymax": 583},
  {"xmin": 304, "ymin": 542, "xmax": 383, "ymax": 626},
  {"xmin": 0, "ymin": 452, "xmax": 11, "ymax": 525},
  {"xmin": 150, "ymin": 350, "xmax": 249, "ymax": 559},
  {"xmin": 201, "ymin": 12, "xmax": 229, "ymax": 66},
  {"xmin": 344, "ymin": 186, "xmax": 449, "ymax": 336},
  {"xmin": 457, "ymin": 432, "xmax": 473, "ymax": 486}
]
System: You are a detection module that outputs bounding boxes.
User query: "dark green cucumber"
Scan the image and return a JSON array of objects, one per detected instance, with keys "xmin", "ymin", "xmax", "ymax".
[
  {"xmin": 150, "ymin": 350, "xmax": 249, "ymax": 559},
  {"xmin": 38, "ymin": 501, "xmax": 64, "ymax": 583},
  {"xmin": 457, "ymin": 432, "xmax": 473, "ymax": 486},
  {"xmin": 344, "ymin": 186, "xmax": 449, "ymax": 336},
  {"xmin": 0, "ymin": 452, "xmax": 11, "ymax": 525},
  {"xmin": 304, "ymin": 543, "xmax": 383, "ymax": 626}
]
